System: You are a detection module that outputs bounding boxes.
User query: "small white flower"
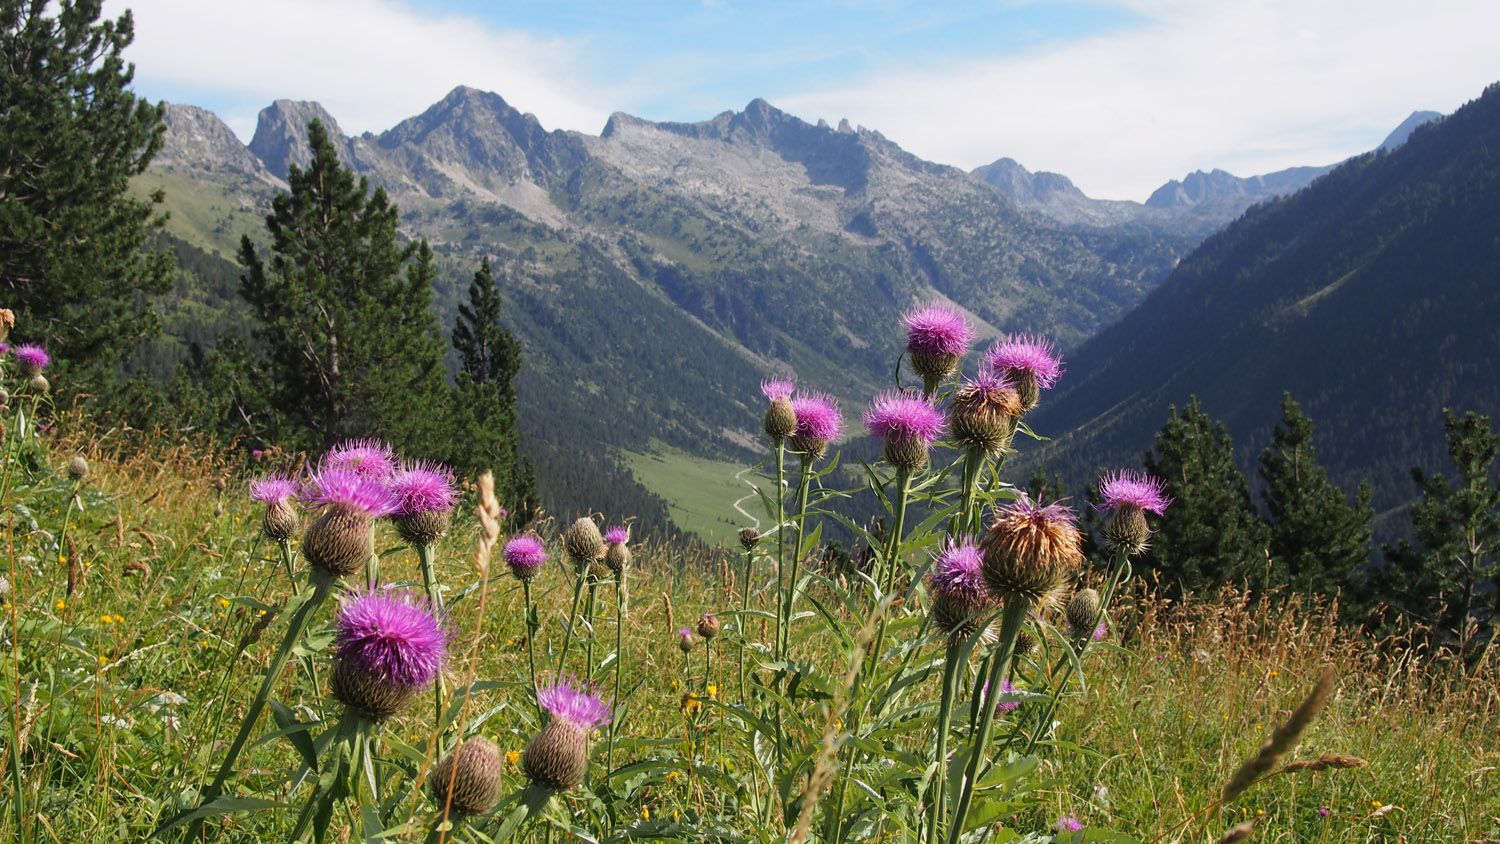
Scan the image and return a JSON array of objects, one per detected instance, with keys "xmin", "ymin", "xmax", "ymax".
[{"xmin": 100, "ymin": 714, "xmax": 132, "ymax": 730}]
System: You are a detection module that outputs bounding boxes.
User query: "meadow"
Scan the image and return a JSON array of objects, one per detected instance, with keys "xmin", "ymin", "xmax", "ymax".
[{"xmin": 2, "ymin": 332, "xmax": 1498, "ymax": 843}]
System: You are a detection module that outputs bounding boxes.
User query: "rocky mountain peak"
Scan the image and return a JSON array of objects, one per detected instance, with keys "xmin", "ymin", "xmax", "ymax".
[
  {"xmin": 972, "ymin": 157, "xmax": 1085, "ymax": 204},
  {"xmin": 157, "ymin": 104, "xmax": 280, "ymax": 185},
  {"xmin": 248, "ymin": 100, "xmax": 347, "ymax": 179},
  {"xmin": 1379, "ymin": 110, "xmax": 1443, "ymax": 151}
]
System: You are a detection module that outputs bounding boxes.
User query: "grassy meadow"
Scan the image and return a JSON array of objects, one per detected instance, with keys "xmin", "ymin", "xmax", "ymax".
[{"xmin": 2, "ymin": 408, "xmax": 1496, "ymax": 842}]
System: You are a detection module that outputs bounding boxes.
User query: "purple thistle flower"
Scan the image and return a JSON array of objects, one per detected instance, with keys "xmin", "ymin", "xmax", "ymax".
[
  {"xmin": 322, "ymin": 438, "xmax": 398, "ymax": 481},
  {"xmin": 985, "ymin": 678, "xmax": 1022, "ymax": 713},
  {"xmin": 335, "ymin": 590, "xmax": 447, "ymax": 688},
  {"xmin": 863, "ymin": 391, "xmax": 945, "ymax": 446},
  {"xmin": 0, "ymin": 343, "xmax": 9, "ymax": 356},
  {"xmin": 791, "ymin": 393, "xmax": 844, "ymax": 442},
  {"xmin": 504, "ymin": 533, "xmax": 548, "ymax": 574},
  {"xmin": 1092, "ymin": 620, "xmax": 1109, "ymax": 642},
  {"xmin": 760, "ymin": 376, "xmax": 795, "ymax": 402},
  {"xmin": 1097, "ymin": 469, "xmax": 1172, "ymax": 515},
  {"xmin": 604, "ymin": 525, "xmax": 629, "ymax": 545},
  {"xmin": 303, "ymin": 466, "xmax": 400, "ymax": 518},
  {"xmin": 983, "ymin": 335, "xmax": 1063, "ymax": 389},
  {"xmin": 1054, "ymin": 815, "xmax": 1084, "ymax": 833},
  {"xmin": 386, "ymin": 461, "xmax": 457, "ymax": 516},
  {"xmin": 902, "ymin": 304, "xmax": 975, "ymax": 358},
  {"xmin": 1317, "ymin": 806, "xmax": 1332, "ymax": 818},
  {"xmin": 249, "ymin": 475, "xmax": 298, "ymax": 505},
  {"xmin": 14, "ymin": 344, "xmax": 49, "ymax": 374},
  {"xmin": 536, "ymin": 675, "xmax": 613, "ymax": 731},
  {"xmin": 929, "ymin": 538, "xmax": 987, "ymax": 601}
]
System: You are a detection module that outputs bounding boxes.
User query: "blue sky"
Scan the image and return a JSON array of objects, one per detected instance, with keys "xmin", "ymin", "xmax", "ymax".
[{"xmin": 110, "ymin": 0, "xmax": 1500, "ymax": 199}]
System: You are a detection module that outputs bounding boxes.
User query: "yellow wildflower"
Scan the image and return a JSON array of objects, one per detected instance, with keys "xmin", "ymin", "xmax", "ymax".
[
  {"xmin": 54, "ymin": 598, "xmax": 66, "ymax": 610},
  {"xmin": 506, "ymin": 750, "xmax": 521, "ymax": 766},
  {"xmin": 641, "ymin": 807, "xmax": 650, "ymax": 821},
  {"xmin": 217, "ymin": 598, "xmax": 231, "ymax": 609},
  {"xmin": 706, "ymin": 684, "xmax": 718, "ymax": 699},
  {"xmin": 99, "ymin": 614, "xmax": 114, "ymax": 624},
  {"xmin": 113, "ymin": 614, "xmax": 124, "ymax": 623}
]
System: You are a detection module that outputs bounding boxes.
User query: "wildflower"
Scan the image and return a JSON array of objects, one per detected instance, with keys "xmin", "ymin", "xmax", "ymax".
[
  {"xmin": 665, "ymin": 770, "xmax": 681, "ymax": 783},
  {"xmin": 927, "ymin": 538, "xmax": 996, "ymax": 641},
  {"xmin": 738, "ymin": 527, "xmax": 761, "ymax": 550},
  {"xmin": 604, "ymin": 525, "xmax": 631, "ymax": 577},
  {"xmin": 760, "ymin": 376, "xmax": 797, "ymax": 442},
  {"xmin": 983, "ymin": 334, "xmax": 1062, "ymax": 410},
  {"xmin": 789, "ymin": 392, "xmax": 844, "ymax": 462},
  {"xmin": 14, "ymin": 344, "xmax": 49, "ymax": 376},
  {"xmin": 642, "ymin": 807, "xmax": 651, "ymax": 820},
  {"xmin": 428, "ymin": 736, "xmax": 503, "ymax": 814},
  {"xmin": 55, "ymin": 598, "xmax": 65, "ymax": 610},
  {"xmin": 1054, "ymin": 815, "xmax": 1084, "ymax": 833},
  {"xmin": 100, "ymin": 614, "xmax": 114, "ymax": 624},
  {"xmin": 949, "ymin": 370, "xmax": 1023, "ymax": 456},
  {"xmin": 1096, "ymin": 469, "xmax": 1171, "ymax": 556},
  {"xmin": 902, "ymin": 304, "xmax": 975, "ymax": 392},
  {"xmin": 986, "ymin": 678, "xmax": 1022, "ymax": 713},
  {"xmin": 300, "ymin": 467, "xmax": 398, "ymax": 577},
  {"xmin": 1065, "ymin": 588, "xmax": 1101, "ymax": 636},
  {"xmin": 506, "ymin": 749, "xmax": 521, "ymax": 766},
  {"xmin": 503, "ymin": 533, "xmax": 548, "ymax": 582},
  {"xmin": 863, "ymin": 390, "xmax": 945, "ymax": 471},
  {"xmin": 696, "ymin": 613, "xmax": 720, "ymax": 640},
  {"xmin": 523, "ymin": 676, "xmax": 612, "ymax": 790},
  {"xmin": 217, "ymin": 598, "xmax": 231, "ymax": 610},
  {"xmin": 706, "ymin": 684, "xmax": 718, "ymax": 700},
  {"xmin": 980, "ymin": 496, "xmax": 1083, "ymax": 608},
  {"xmin": 330, "ymin": 590, "xmax": 447, "ymax": 720},
  {"xmin": 387, "ymin": 461, "xmax": 458, "ymax": 546},
  {"xmin": 322, "ymin": 438, "xmax": 398, "ymax": 481},
  {"xmin": 562, "ymin": 517, "xmax": 604, "ymax": 571},
  {"xmin": 1317, "ymin": 807, "xmax": 1331, "ymax": 817},
  {"xmin": 0, "ymin": 309, "xmax": 12, "ymax": 341},
  {"xmin": 99, "ymin": 714, "xmax": 132, "ymax": 730},
  {"xmin": 677, "ymin": 627, "xmax": 696, "ymax": 653}
]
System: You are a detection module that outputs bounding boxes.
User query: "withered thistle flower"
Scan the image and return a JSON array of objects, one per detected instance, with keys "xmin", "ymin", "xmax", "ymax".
[
  {"xmin": 330, "ymin": 590, "xmax": 447, "ymax": 720},
  {"xmin": 301, "ymin": 467, "xmax": 398, "ymax": 577},
  {"xmin": 761, "ymin": 377, "xmax": 797, "ymax": 442},
  {"xmin": 67, "ymin": 455, "xmax": 89, "ymax": 481},
  {"xmin": 429, "ymin": 736, "xmax": 503, "ymax": 814},
  {"xmin": 738, "ymin": 527, "xmax": 761, "ymax": 551},
  {"xmin": 562, "ymin": 517, "xmax": 604, "ymax": 571},
  {"xmin": 902, "ymin": 304, "xmax": 975, "ymax": 392},
  {"xmin": 983, "ymin": 335, "xmax": 1062, "ymax": 411},
  {"xmin": 387, "ymin": 462, "xmax": 458, "ymax": 546},
  {"xmin": 950, "ymin": 370, "xmax": 1023, "ymax": 456},
  {"xmin": 250, "ymin": 475, "xmax": 301, "ymax": 543},
  {"xmin": 980, "ymin": 497, "xmax": 1084, "ymax": 609},
  {"xmin": 0, "ymin": 309, "xmax": 13, "ymax": 342},
  {"xmin": 523, "ymin": 676, "xmax": 612, "ymax": 790},
  {"xmin": 1096, "ymin": 469, "xmax": 1172, "ymax": 556},
  {"xmin": 696, "ymin": 612, "xmax": 721, "ymax": 640}
]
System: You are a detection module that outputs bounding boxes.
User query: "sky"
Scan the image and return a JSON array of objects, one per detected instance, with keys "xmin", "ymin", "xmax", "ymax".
[{"xmin": 107, "ymin": 0, "xmax": 1500, "ymax": 200}]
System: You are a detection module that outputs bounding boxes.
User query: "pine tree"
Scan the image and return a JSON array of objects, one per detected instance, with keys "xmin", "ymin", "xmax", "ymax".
[
  {"xmin": 0, "ymin": 0, "xmax": 173, "ymax": 367},
  {"xmin": 1142, "ymin": 397, "xmax": 1270, "ymax": 594},
  {"xmin": 1383, "ymin": 410, "xmax": 1500, "ymax": 655},
  {"xmin": 1258, "ymin": 393, "xmax": 1374, "ymax": 619},
  {"xmin": 448, "ymin": 257, "xmax": 535, "ymax": 517},
  {"xmin": 238, "ymin": 119, "xmax": 449, "ymax": 455}
]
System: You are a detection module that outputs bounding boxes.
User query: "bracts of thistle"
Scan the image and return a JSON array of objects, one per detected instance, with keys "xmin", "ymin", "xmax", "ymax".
[
  {"xmin": 292, "ymin": 590, "xmax": 447, "ymax": 843},
  {"xmin": 949, "ymin": 370, "xmax": 1025, "ymax": 533},
  {"xmin": 429, "ymin": 736, "xmax": 503, "ymax": 825},
  {"xmin": 250, "ymin": 475, "xmax": 301, "ymax": 579},
  {"xmin": 902, "ymin": 304, "xmax": 975, "ymax": 398},
  {"xmin": 522, "ymin": 676, "xmax": 613, "ymax": 792},
  {"xmin": 181, "ymin": 465, "xmax": 398, "ymax": 839},
  {"xmin": 983, "ymin": 334, "xmax": 1063, "ymax": 414},
  {"xmin": 948, "ymin": 497, "xmax": 1083, "ymax": 844}
]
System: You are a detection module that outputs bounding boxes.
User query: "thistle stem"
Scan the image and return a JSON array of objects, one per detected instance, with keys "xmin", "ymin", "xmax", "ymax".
[
  {"xmin": 772, "ymin": 443, "xmax": 787, "ymax": 667},
  {"xmin": 522, "ymin": 580, "xmax": 541, "ymax": 719},
  {"xmin": 417, "ymin": 543, "xmax": 449, "ymax": 731},
  {"xmin": 868, "ymin": 467, "xmax": 912, "ymax": 674},
  {"xmin": 781, "ymin": 459, "xmax": 814, "ymax": 662},
  {"xmin": 926, "ymin": 637, "xmax": 964, "ymax": 844},
  {"xmin": 584, "ymin": 581, "xmax": 598, "ymax": 681},
  {"xmin": 945, "ymin": 600, "xmax": 1030, "ymax": 844},
  {"xmin": 606, "ymin": 578, "xmax": 625, "ymax": 773},
  {"xmin": 738, "ymin": 546, "xmax": 753, "ymax": 705},
  {"xmin": 555, "ymin": 568, "xmax": 587, "ymax": 679}
]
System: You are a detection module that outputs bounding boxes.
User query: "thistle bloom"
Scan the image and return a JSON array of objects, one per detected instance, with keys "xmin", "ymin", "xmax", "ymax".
[
  {"xmin": 14, "ymin": 344, "xmax": 49, "ymax": 375},
  {"xmin": 1096, "ymin": 469, "xmax": 1171, "ymax": 556},
  {"xmin": 980, "ymin": 496, "xmax": 1084, "ymax": 608},
  {"xmin": 387, "ymin": 462, "xmax": 457, "ymax": 546},
  {"xmin": 983, "ymin": 335, "xmax": 1062, "ymax": 410},
  {"xmin": 928, "ymin": 538, "xmax": 996, "ymax": 641},
  {"xmin": 603, "ymin": 525, "xmax": 631, "ymax": 576},
  {"xmin": 524, "ymin": 676, "xmax": 613, "ymax": 790},
  {"xmin": 301, "ymin": 467, "xmax": 399, "ymax": 577},
  {"xmin": 761, "ymin": 376, "xmax": 797, "ymax": 442},
  {"xmin": 322, "ymin": 438, "xmax": 398, "ymax": 481},
  {"xmin": 789, "ymin": 393, "xmax": 843, "ymax": 461},
  {"xmin": 986, "ymin": 678, "xmax": 1021, "ymax": 714},
  {"xmin": 250, "ymin": 474, "xmax": 301, "ymax": 542},
  {"xmin": 503, "ymin": 533, "xmax": 548, "ymax": 582},
  {"xmin": 863, "ymin": 390, "xmax": 945, "ymax": 471},
  {"xmin": 677, "ymin": 627, "xmax": 696, "ymax": 653},
  {"xmin": 903, "ymin": 304, "xmax": 975, "ymax": 390},
  {"xmin": 949, "ymin": 370, "xmax": 1023, "ymax": 456},
  {"xmin": 331, "ymin": 590, "xmax": 447, "ymax": 719},
  {"xmin": 1054, "ymin": 815, "xmax": 1084, "ymax": 833}
]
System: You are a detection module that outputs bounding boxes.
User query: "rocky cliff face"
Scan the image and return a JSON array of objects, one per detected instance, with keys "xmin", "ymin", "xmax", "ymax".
[
  {"xmin": 157, "ymin": 104, "xmax": 281, "ymax": 186},
  {"xmin": 248, "ymin": 100, "xmax": 348, "ymax": 179}
]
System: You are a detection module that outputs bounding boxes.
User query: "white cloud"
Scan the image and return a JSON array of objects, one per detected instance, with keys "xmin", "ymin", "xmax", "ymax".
[
  {"xmin": 108, "ymin": 0, "xmax": 618, "ymax": 140},
  {"xmin": 776, "ymin": 0, "xmax": 1500, "ymax": 199}
]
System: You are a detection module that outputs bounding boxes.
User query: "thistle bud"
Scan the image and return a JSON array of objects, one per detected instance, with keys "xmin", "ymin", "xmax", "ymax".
[
  {"xmin": 522, "ymin": 719, "xmax": 590, "ymax": 790},
  {"xmin": 1014, "ymin": 627, "xmax": 1037, "ymax": 657},
  {"xmin": 429, "ymin": 737, "xmax": 503, "ymax": 814},
  {"xmin": 763, "ymin": 398, "xmax": 796, "ymax": 442},
  {"xmin": 950, "ymin": 371, "xmax": 1023, "ymax": 457},
  {"xmin": 1065, "ymin": 588, "xmax": 1101, "ymax": 636},
  {"xmin": 29, "ymin": 374, "xmax": 48, "ymax": 394},
  {"xmin": 263, "ymin": 500, "xmax": 300, "ymax": 543},
  {"xmin": 1103, "ymin": 506, "xmax": 1151, "ymax": 556},
  {"xmin": 696, "ymin": 612, "xmax": 720, "ymax": 640},
  {"xmin": 304, "ymin": 508, "xmax": 375, "ymax": 577},
  {"xmin": 67, "ymin": 455, "xmax": 89, "ymax": 481},
  {"xmin": 562, "ymin": 517, "xmax": 604, "ymax": 570},
  {"xmin": 677, "ymin": 627, "xmax": 696, "ymax": 653},
  {"xmin": 738, "ymin": 527, "xmax": 761, "ymax": 551}
]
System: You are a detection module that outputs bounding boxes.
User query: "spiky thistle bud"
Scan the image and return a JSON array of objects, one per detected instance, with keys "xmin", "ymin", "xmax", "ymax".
[
  {"xmin": 523, "ymin": 677, "xmax": 612, "ymax": 790},
  {"xmin": 1096, "ymin": 470, "xmax": 1172, "ymax": 557},
  {"xmin": 429, "ymin": 736, "xmax": 503, "ymax": 814},
  {"xmin": 1065, "ymin": 588, "xmax": 1101, "ymax": 636},
  {"xmin": 301, "ymin": 468, "xmax": 398, "ymax": 577},
  {"xmin": 760, "ymin": 378, "xmax": 797, "ymax": 442},
  {"xmin": 950, "ymin": 370, "xmax": 1023, "ymax": 456},
  {"xmin": 738, "ymin": 527, "xmax": 761, "ymax": 551},
  {"xmin": 603, "ymin": 526, "xmax": 631, "ymax": 577},
  {"xmin": 250, "ymin": 475, "xmax": 301, "ymax": 543},
  {"xmin": 1014, "ymin": 627, "xmax": 1037, "ymax": 657},
  {"xmin": 696, "ymin": 612, "xmax": 721, "ymax": 640},
  {"xmin": 563, "ymin": 517, "xmax": 604, "ymax": 571},
  {"xmin": 28, "ymin": 374, "xmax": 48, "ymax": 394},
  {"xmin": 677, "ymin": 627, "xmax": 696, "ymax": 653},
  {"xmin": 980, "ymin": 497, "xmax": 1084, "ymax": 609}
]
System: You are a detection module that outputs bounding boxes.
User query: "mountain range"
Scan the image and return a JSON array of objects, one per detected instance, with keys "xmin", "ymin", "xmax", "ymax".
[{"xmin": 138, "ymin": 88, "xmax": 1445, "ymax": 537}]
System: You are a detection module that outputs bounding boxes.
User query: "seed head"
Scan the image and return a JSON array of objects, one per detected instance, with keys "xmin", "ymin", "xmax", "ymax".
[
  {"xmin": 68, "ymin": 455, "xmax": 89, "ymax": 481},
  {"xmin": 980, "ymin": 496, "xmax": 1084, "ymax": 608}
]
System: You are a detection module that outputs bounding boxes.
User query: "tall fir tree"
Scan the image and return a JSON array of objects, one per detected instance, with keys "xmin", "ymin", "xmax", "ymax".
[
  {"xmin": 1258, "ymin": 393, "xmax": 1375, "ymax": 619},
  {"xmin": 448, "ymin": 256, "xmax": 536, "ymax": 517},
  {"xmin": 0, "ymin": 0, "xmax": 172, "ymax": 367},
  {"xmin": 238, "ymin": 119, "xmax": 449, "ymax": 456},
  {"xmin": 1383, "ymin": 410, "xmax": 1500, "ymax": 655},
  {"xmin": 1142, "ymin": 397, "xmax": 1271, "ymax": 594}
]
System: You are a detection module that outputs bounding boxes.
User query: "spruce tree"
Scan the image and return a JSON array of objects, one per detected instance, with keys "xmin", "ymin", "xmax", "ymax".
[
  {"xmin": 1142, "ymin": 397, "xmax": 1270, "ymax": 594},
  {"xmin": 1383, "ymin": 410, "xmax": 1500, "ymax": 655},
  {"xmin": 0, "ymin": 0, "xmax": 173, "ymax": 367},
  {"xmin": 1258, "ymin": 393, "xmax": 1374, "ymax": 618},
  {"xmin": 238, "ymin": 119, "xmax": 449, "ymax": 455},
  {"xmin": 448, "ymin": 257, "xmax": 535, "ymax": 517}
]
